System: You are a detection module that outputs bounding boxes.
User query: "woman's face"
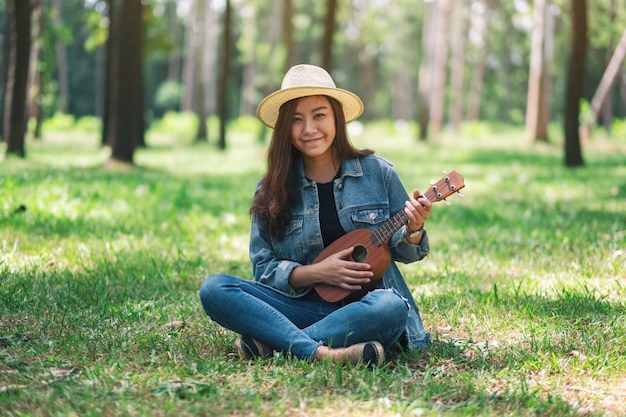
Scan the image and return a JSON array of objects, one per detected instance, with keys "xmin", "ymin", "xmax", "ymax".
[{"xmin": 290, "ymin": 95, "xmax": 336, "ymax": 162}]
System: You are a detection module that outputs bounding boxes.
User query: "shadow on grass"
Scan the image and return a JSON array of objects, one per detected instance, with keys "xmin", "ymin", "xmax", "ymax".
[
  {"xmin": 392, "ymin": 286, "xmax": 625, "ymax": 415},
  {"xmin": 1, "ymin": 165, "xmax": 260, "ymax": 241}
]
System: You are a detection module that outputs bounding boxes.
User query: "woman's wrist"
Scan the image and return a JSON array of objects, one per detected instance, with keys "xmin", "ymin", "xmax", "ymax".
[{"xmin": 405, "ymin": 224, "xmax": 424, "ymax": 243}]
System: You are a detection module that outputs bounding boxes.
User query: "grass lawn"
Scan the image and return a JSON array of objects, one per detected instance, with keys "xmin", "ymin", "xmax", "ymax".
[{"xmin": 1, "ymin": 122, "xmax": 625, "ymax": 416}]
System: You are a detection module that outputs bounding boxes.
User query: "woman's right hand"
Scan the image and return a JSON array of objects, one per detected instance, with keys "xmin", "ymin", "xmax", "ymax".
[{"xmin": 289, "ymin": 247, "xmax": 373, "ymax": 290}]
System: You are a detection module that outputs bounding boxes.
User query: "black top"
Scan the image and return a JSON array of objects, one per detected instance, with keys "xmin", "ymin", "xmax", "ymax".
[{"xmin": 315, "ymin": 171, "xmax": 345, "ymax": 248}]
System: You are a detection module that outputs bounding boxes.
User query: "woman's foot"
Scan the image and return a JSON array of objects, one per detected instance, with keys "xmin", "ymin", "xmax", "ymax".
[
  {"xmin": 314, "ymin": 341, "xmax": 384, "ymax": 367},
  {"xmin": 234, "ymin": 336, "xmax": 273, "ymax": 359}
]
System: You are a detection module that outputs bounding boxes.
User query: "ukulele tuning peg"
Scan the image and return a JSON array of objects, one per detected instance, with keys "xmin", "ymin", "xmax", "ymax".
[
  {"xmin": 457, "ymin": 192, "xmax": 465, "ymax": 198},
  {"xmin": 443, "ymin": 198, "xmax": 451, "ymax": 206},
  {"xmin": 429, "ymin": 179, "xmax": 437, "ymax": 185}
]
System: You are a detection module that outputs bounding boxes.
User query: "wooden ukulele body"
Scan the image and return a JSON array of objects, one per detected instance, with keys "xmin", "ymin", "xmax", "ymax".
[{"xmin": 313, "ymin": 229, "xmax": 391, "ymax": 303}]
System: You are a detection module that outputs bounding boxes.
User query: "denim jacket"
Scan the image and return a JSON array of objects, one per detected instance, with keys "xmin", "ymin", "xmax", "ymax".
[{"xmin": 249, "ymin": 155, "xmax": 432, "ymax": 349}]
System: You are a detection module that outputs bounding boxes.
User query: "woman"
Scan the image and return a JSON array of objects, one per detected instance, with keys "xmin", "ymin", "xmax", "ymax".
[{"xmin": 200, "ymin": 64, "xmax": 432, "ymax": 366}]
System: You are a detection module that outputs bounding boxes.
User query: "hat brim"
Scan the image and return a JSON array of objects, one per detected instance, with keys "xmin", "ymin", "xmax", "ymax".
[{"xmin": 256, "ymin": 86, "xmax": 364, "ymax": 129}]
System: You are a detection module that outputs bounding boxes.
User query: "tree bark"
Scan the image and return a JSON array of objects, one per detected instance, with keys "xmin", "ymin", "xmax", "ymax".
[
  {"xmin": 3, "ymin": 0, "xmax": 32, "ymax": 157},
  {"xmin": 465, "ymin": 0, "xmax": 496, "ymax": 122},
  {"xmin": 217, "ymin": 0, "xmax": 232, "ymax": 150},
  {"xmin": 417, "ymin": 0, "xmax": 436, "ymax": 140},
  {"xmin": 166, "ymin": 0, "xmax": 183, "ymax": 84},
  {"xmin": 104, "ymin": 0, "xmax": 144, "ymax": 163},
  {"xmin": 182, "ymin": 0, "xmax": 199, "ymax": 112},
  {"xmin": 0, "ymin": 6, "xmax": 10, "ymax": 141},
  {"xmin": 195, "ymin": 0, "xmax": 211, "ymax": 142},
  {"xmin": 321, "ymin": 0, "xmax": 337, "ymax": 71},
  {"xmin": 448, "ymin": 1, "xmax": 469, "ymax": 131},
  {"xmin": 28, "ymin": 0, "xmax": 45, "ymax": 140},
  {"xmin": 564, "ymin": 0, "xmax": 587, "ymax": 167},
  {"xmin": 429, "ymin": 0, "xmax": 451, "ymax": 137},
  {"xmin": 526, "ymin": 0, "xmax": 552, "ymax": 142},
  {"xmin": 51, "ymin": 0, "xmax": 69, "ymax": 113},
  {"xmin": 590, "ymin": 29, "xmax": 626, "ymax": 119},
  {"xmin": 283, "ymin": 0, "xmax": 294, "ymax": 71}
]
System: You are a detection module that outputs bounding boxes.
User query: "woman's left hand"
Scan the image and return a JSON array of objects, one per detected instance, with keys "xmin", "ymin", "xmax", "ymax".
[{"xmin": 404, "ymin": 189, "xmax": 431, "ymax": 235}]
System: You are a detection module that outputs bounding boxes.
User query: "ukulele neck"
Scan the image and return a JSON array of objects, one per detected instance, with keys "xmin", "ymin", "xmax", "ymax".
[{"xmin": 371, "ymin": 210, "xmax": 410, "ymax": 246}]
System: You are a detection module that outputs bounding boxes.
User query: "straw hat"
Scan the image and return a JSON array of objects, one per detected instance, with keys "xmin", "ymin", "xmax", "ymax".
[{"xmin": 256, "ymin": 64, "xmax": 364, "ymax": 128}]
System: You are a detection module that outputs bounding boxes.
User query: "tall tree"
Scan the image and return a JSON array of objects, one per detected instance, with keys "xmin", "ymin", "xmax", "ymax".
[
  {"xmin": 448, "ymin": 0, "xmax": 469, "ymax": 131},
  {"xmin": 195, "ymin": 0, "xmax": 218, "ymax": 143},
  {"xmin": 564, "ymin": 0, "xmax": 587, "ymax": 167},
  {"xmin": 429, "ymin": 0, "xmax": 451, "ymax": 137},
  {"xmin": 3, "ymin": 0, "xmax": 32, "ymax": 157},
  {"xmin": 0, "ymin": 5, "xmax": 9, "ymax": 141},
  {"xmin": 50, "ymin": 0, "xmax": 69, "ymax": 114},
  {"xmin": 103, "ymin": 0, "xmax": 145, "ymax": 164},
  {"xmin": 166, "ymin": 0, "xmax": 183, "ymax": 84},
  {"xmin": 465, "ymin": 0, "xmax": 496, "ymax": 122},
  {"xmin": 217, "ymin": 0, "xmax": 232, "ymax": 150},
  {"xmin": 283, "ymin": 0, "xmax": 294, "ymax": 71},
  {"xmin": 27, "ymin": 0, "xmax": 45, "ymax": 140},
  {"xmin": 526, "ymin": 0, "xmax": 553, "ymax": 142},
  {"xmin": 321, "ymin": 0, "xmax": 337, "ymax": 70},
  {"xmin": 416, "ymin": 0, "xmax": 435, "ymax": 140},
  {"xmin": 590, "ymin": 29, "xmax": 626, "ymax": 122}
]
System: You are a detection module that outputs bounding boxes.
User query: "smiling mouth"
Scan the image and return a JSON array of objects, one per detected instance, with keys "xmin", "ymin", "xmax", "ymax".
[{"xmin": 303, "ymin": 137, "xmax": 323, "ymax": 143}]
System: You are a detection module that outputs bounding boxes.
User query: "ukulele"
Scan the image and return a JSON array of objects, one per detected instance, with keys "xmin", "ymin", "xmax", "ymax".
[{"xmin": 313, "ymin": 170, "xmax": 465, "ymax": 303}]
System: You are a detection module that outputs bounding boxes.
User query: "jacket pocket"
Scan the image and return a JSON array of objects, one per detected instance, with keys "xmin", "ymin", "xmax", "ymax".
[{"xmin": 351, "ymin": 207, "xmax": 389, "ymax": 229}]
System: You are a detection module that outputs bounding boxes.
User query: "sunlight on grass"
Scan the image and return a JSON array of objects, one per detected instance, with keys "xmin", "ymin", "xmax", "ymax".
[{"xmin": 1, "ymin": 123, "xmax": 625, "ymax": 416}]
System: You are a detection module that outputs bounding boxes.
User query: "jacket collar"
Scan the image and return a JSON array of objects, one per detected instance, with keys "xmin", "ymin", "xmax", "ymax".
[{"xmin": 296, "ymin": 157, "xmax": 363, "ymax": 189}]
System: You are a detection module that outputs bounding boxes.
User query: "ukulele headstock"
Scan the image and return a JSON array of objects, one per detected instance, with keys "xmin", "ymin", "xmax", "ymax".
[{"xmin": 423, "ymin": 170, "xmax": 465, "ymax": 204}]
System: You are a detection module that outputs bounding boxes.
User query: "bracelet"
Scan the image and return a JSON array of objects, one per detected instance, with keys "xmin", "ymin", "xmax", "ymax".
[{"xmin": 406, "ymin": 225, "xmax": 424, "ymax": 239}]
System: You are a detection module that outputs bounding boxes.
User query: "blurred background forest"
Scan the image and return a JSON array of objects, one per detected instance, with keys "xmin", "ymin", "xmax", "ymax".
[{"xmin": 1, "ymin": 0, "xmax": 625, "ymax": 164}]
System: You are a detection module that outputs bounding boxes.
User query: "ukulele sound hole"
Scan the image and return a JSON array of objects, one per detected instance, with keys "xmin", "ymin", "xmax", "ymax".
[{"xmin": 351, "ymin": 245, "xmax": 367, "ymax": 262}]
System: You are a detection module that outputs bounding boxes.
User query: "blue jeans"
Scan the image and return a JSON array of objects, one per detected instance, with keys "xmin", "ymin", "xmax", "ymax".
[{"xmin": 199, "ymin": 274, "xmax": 410, "ymax": 359}]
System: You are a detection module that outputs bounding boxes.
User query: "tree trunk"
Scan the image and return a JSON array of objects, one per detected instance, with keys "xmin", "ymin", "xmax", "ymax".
[
  {"xmin": 182, "ymin": 0, "xmax": 199, "ymax": 112},
  {"xmin": 448, "ymin": 0, "xmax": 469, "ymax": 131},
  {"xmin": 217, "ymin": 0, "xmax": 232, "ymax": 150},
  {"xmin": 526, "ymin": 0, "xmax": 551, "ymax": 142},
  {"xmin": 538, "ymin": 4, "xmax": 554, "ymax": 141},
  {"xmin": 564, "ymin": 0, "xmax": 587, "ymax": 167},
  {"xmin": 0, "ymin": 6, "xmax": 10, "ymax": 141},
  {"xmin": 598, "ymin": 0, "xmax": 618, "ymax": 131},
  {"xmin": 3, "ymin": 0, "xmax": 32, "ymax": 158},
  {"xmin": 465, "ymin": 0, "xmax": 496, "ymax": 122},
  {"xmin": 166, "ymin": 0, "xmax": 182, "ymax": 84},
  {"xmin": 283, "ymin": 0, "xmax": 294, "ymax": 71},
  {"xmin": 28, "ymin": 0, "xmax": 45, "ymax": 140},
  {"xmin": 417, "ymin": 0, "xmax": 436, "ymax": 140},
  {"xmin": 321, "ymin": 0, "xmax": 337, "ymax": 70},
  {"xmin": 429, "ymin": 0, "xmax": 451, "ymax": 137},
  {"xmin": 102, "ymin": 4, "xmax": 112, "ymax": 147},
  {"xmin": 590, "ymin": 29, "xmax": 626, "ymax": 120},
  {"xmin": 51, "ymin": 0, "xmax": 69, "ymax": 113},
  {"xmin": 195, "ymin": 0, "xmax": 210, "ymax": 142},
  {"xmin": 104, "ymin": 0, "xmax": 144, "ymax": 163}
]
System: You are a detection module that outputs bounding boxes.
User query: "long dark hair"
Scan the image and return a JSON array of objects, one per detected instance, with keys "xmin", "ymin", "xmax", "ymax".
[{"xmin": 251, "ymin": 95, "xmax": 373, "ymax": 242}]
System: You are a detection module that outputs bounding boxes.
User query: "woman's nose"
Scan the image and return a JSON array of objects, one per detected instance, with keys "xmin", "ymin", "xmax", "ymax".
[{"xmin": 303, "ymin": 119, "xmax": 317, "ymax": 134}]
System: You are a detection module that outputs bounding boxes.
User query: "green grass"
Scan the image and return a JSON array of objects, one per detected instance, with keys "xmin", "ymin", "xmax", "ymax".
[{"xmin": 1, "ymin": 123, "xmax": 625, "ymax": 416}]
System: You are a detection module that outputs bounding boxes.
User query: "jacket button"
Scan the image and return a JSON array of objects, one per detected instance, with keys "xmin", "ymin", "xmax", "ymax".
[
  {"xmin": 369, "ymin": 212, "xmax": 376, "ymax": 220},
  {"xmin": 338, "ymin": 183, "xmax": 343, "ymax": 190}
]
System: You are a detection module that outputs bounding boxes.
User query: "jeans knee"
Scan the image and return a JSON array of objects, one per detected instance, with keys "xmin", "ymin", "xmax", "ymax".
[
  {"xmin": 199, "ymin": 274, "xmax": 230, "ymax": 314},
  {"xmin": 369, "ymin": 289, "xmax": 410, "ymax": 321}
]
